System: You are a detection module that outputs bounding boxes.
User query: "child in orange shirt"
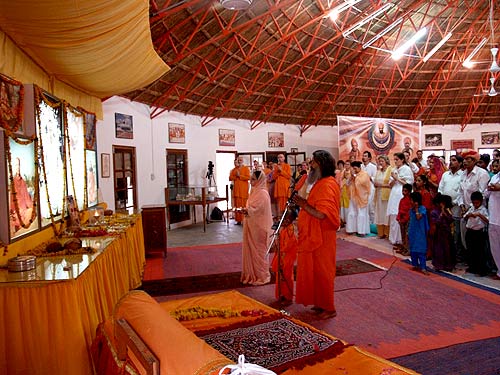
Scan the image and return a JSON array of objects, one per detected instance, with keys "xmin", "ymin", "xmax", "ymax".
[{"xmin": 271, "ymin": 209, "xmax": 298, "ymax": 305}]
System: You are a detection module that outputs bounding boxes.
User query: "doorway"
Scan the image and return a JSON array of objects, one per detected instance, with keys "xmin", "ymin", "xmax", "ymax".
[
  {"xmin": 112, "ymin": 146, "xmax": 137, "ymax": 214},
  {"xmin": 215, "ymin": 151, "xmax": 236, "ymax": 208}
]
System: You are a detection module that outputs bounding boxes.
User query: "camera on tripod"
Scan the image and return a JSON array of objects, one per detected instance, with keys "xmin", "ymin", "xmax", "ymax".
[{"xmin": 206, "ymin": 161, "xmax": 214, "ymax": 179}]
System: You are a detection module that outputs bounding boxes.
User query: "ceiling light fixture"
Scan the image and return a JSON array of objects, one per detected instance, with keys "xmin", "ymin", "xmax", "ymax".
[
  {"xmin": 463, "ymin": 37, "xmax": 488, "ymax": 68},
  {"xmin": 325, "ymin": 0, "xmax": 362, "ymax": 22},
  {"xmin": 423, "ymin": 32, "xmax": 452, "ymax": 62},
  {"xmin": 342, "ymin": 3, "xmax": 394, "ymax": 38},
  {"xmin": 392, "ymin": 27, "xmax": 428, "ymax": 60},
  {"xmin": 220, "ymin": 0, "xmax": 252, "ymax": 10},
  {"xmin": 362, "ymin": 17, "xmax": 403, "ymax": 49}
]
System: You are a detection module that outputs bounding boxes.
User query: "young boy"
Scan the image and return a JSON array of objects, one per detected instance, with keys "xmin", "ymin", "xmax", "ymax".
[
  {"xmin": 271, "ymin": 209, "xmax": 298, "ymax": 305},
  {"xmin": 396, "ymin": 183, "xmax": 413, "ymax": 256},
  {"xmin": 408, "ymin": 191, "xmax": 430, "ymax": 274},
  {"xmin": 464, "ymin": 191, "xmax": 489, "ymax": 276}
]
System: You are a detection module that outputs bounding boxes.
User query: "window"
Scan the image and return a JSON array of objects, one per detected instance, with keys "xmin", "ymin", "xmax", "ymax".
[{"xmin": 113, "ymin": 146, "xmax": 137, "ymax": 214}]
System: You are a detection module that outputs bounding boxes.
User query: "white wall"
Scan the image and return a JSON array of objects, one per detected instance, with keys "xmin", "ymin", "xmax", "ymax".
[
  {"xmin": 421, "ymin": 123, "xmax": 500, "ymax": 152},
  {"xmin": 96, "ymin": 96, "xmax": 338, "ymax": 211}
]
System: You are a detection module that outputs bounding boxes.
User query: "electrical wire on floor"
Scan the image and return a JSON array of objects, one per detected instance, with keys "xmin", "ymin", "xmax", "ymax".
[{"xmin": 334, "ymin": 238, "xmax": 403, "ymax": 292}]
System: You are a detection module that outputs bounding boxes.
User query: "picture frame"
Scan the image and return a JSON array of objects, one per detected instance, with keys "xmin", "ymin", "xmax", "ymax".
[
  {"xmin": 424, "ymin": 133, "xmax": 442, "ymax": 147},
  {"xmin": 115, "ymin": 113, "xmax": 133, "ymax": 139},
  {"xmin": 268, "ymin": 132, "xmax": 284, "ymax": 148},
  {"xmin": 450, "ymin": 139, "xmax": 474, "ymax": 151},
  {"xmin": 290, "ymin": 147, "xmax": 298, "ymax": 153},
  {"xmin": 481, "ymin": 131, "xmax": 499, "ymax": 145},
  {"xmin": 101, "ymin": 153, "xmax": 110, "ymax": 178},
  {"xmin": 218, "ymin": 128, "xmax": 235, "ymax": 146},
  {"xmin": 168, "ymin": 123, "xmax": 185, "ymax": 144},
  {"xmin": 85, "ymin": 112, "xmax": 97, "ymax": 149}
]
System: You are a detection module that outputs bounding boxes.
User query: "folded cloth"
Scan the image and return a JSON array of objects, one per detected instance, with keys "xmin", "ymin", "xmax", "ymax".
[{"xmin": 219, "ymin": 355, "xmax": 277, "ymax": 375}]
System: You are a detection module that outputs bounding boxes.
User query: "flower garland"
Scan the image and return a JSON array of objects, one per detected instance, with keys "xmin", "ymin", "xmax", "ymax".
[
  {"xmin": 0, "ymin": 74, "xmax": 24, "ymax": 133},
  {"xmin": 35, "ymin": 86, "xmax": 66, "ymax": 237},
  {"xmin": 4, "ymin": 134, "xmax": 39, "ymax": 233},
  {"xmin": 170, "ymin": 307, "xmax": 267, "ymax": 321}
]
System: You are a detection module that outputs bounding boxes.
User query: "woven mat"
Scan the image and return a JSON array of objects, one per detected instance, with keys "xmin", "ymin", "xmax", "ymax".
[{"xmin": 196, "ymin": 315, "xmax": 347, "ymax": 374}]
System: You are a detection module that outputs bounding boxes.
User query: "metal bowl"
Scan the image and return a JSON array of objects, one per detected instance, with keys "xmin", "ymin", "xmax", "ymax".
[{"xmin": 8, "ymin": 255, "xmax": 36, "ymax": 272}]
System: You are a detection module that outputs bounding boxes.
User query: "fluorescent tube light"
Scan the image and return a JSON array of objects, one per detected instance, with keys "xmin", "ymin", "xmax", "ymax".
[
  {"xmin": 423, "ymin": 32, "xmax": 452, "ymax": 62},
  {"xmin": 391, "ymin": 27, "xmax": 428, "ymax": 60},
  {"xmin": 362, "ymin": 17, "xmax": 403, "ymax": 49},
  {"xmin": 326, "ymin": 0, "xmax": 362, "ymax": 21},
  {"xmin": 342, "ymin": 3, "xmax": 394, "ymax": 38},
  {"xmin": 463, "ymin": 37, "xmax": 488, "ymax": 68}
]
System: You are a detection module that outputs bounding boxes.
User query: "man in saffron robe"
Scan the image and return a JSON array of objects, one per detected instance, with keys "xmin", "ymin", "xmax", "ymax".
[
  {"xmin": 346, "ymin": 161, "xmax": 371, "ymax": 236},
  {"xmin": 229, "ymin": 156, "xmax": 250, "ymax": 225},
  {"xmin": 272, "ymin": 153, "xmax": 292, "ymax": 217},
  {"xmin": 292, "ymin": 150, "xmax": 340, "ymax": 319}
]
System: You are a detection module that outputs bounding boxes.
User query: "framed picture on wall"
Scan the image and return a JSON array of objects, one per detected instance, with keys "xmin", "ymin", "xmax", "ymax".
[
  {"xmin": 481, "ymin": 131, "xmax": 499, "ymax": 145},
  {"xmin": 168, "ymin": 123, "xmax": 185, "ymax": 143},
  {"xmin": 268, "ymin": 132, "xmax": 284, "ymax": 148},
  {"xmin": 115, "ymin": 113, "xmax": 133, "ymax": 139},
  {"xmin": 424, "ymin": 133, "xmax": 442, "ymax": 147},
  {"xmin": 101, "ymin": 153, "xmax": 110, "ymax": 178},
  {"xmin": 218, "ymin": 129, "xmax": 235, "ymax": 146},
  {"xmin": 450, "ymin": 139, "xmax": 474, "ymax": 151},
  {"xmin": 85, "ymin": 112, "xmax": 97, "ymax": 149}
]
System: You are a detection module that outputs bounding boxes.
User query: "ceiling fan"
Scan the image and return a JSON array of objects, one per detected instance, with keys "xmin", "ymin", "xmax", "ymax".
[{"xmin": 474, "ymin": 75, "xmax": 498, "ymax": 97}]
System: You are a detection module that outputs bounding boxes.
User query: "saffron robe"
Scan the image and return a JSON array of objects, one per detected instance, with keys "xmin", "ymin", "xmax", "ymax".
[
  {"xmin": 296, "ymin": 176, "xmax": 340, "ymax": 311},
  {"xmin": 271, "ymin": 223, "xmax": 298, "ymax": 301},
  {"xmin": 272, "ymin": 162, "xmax": 292, "ymax": 212},
  {"xmin": 229, "ymin": 165, "xmax": 250, "ymax": 222}
]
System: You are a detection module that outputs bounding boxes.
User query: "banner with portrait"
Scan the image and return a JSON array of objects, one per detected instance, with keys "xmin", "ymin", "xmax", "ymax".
[{"xmin": 338, "ymin": 116, "xmax": 421, "ymax": 163}]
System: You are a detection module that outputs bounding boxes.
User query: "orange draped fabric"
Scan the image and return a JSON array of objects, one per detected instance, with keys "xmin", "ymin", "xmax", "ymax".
[
  {"xmin": 0, "ymin": 217, "xmax": 145, "ymax": 375},
  {"xmin": 295, "ymin": 176, "xmax": 340, "ymax": 311},
  {"xmin": 272, "ymin": 224, "xmax": 298, "ymax": 301},
  {"xmin": 273, "ymin": 162, "xmax": 292, "ymax": 212},
  {"xmin": 350, "ymin": 170, "xmax": 371, "ymax": 208},
  {"xmin": 229, "ymin": 165, "xmax": 250, "ymax": 222}
]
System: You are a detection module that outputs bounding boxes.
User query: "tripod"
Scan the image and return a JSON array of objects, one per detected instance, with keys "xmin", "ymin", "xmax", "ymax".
[{"xmin": 267, "ymin": 193, "xmax": 297, "ymax": 304}]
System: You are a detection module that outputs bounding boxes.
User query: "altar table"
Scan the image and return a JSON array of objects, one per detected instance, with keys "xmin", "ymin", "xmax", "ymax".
[{"xmin": 0, "ymin": 215, "xmax": 145, "ymax": 375}]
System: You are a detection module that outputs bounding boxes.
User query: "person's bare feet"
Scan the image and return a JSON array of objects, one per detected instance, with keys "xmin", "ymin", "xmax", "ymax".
[{"xmin": 317, "ymin": 310, "xmax": 337, "ymax": 319}]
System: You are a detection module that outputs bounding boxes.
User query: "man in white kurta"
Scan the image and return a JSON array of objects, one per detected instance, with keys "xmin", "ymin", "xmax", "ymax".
[{"xmin": 485, "ymin": 161, "xmax": 500, "ymax": 279}]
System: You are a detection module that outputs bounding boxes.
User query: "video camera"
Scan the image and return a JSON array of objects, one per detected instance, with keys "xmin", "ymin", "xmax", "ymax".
[{"xmin": 206, "ymin": 161, "xmax": 214, "ymax": 179}]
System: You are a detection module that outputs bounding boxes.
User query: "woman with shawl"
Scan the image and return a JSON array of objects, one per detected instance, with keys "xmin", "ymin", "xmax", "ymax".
[
  {"xmin": 240, "ymin": 170, "xmax": 273, "ymax": 285},
  {"xmin": 427, "ymin": 155, "xmax": 445, "ymax": 198},
  {"xmin": 373, "ymin": 154, "xmax": 392, "ymax": 239}
]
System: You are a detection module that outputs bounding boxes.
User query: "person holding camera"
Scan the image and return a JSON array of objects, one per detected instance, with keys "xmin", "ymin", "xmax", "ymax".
[{"xmin": 229, "ymin": 156, "xmax": 251, "ymax": 225}]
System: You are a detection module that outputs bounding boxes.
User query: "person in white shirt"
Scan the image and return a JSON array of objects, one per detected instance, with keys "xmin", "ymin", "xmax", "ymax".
[
  {"xmin": 457, "ymin": 149, "xmax": 490, "ymax": 250},
  {"xmin": 485, "ymin": 159, "xmax": 500, "ymax": 280},
  {"xmin": 438, "ymin": 155, "xmax": 464, "ymax": 261},
  {"xmin": 404, "ymin": 150, "xmax": 419, "ymax": 175},
  {"xmin": 361, "ymin": 151, "xmax": 377, "ymax": 224},
  {"xmin": 463, "ymin": 191, "xmax": 489, "ymax": 276},
  {"xmin": 416, "ymin": 150, "xmax": 427, "ymax": 168}
]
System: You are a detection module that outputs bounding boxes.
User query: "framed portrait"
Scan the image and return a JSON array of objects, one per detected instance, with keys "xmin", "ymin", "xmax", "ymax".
[
  {"xmin": 168, "ymin": 123, "xmax": 185, "ymax": 143},
  {"xmin": 0, "ymin": 74, "xmax": 24, "ymax": 133},
  {"xmin": 86, "ymin": 150, "xmax": 98, "ymax": 207},
  {"xmin": 7, "ymin": 137, "xmax": 39, "ymax": 240},
  {"xmin": 268, "ymin": 132, "xmax": 284, "ymax": 148},
  {"xmin": 66, "ymin": 108, "xmax": 86, "ymax": 210},
  {"xmin": 290, "ymin": 147, "xmax": 298, "ymax": 153},
  {"xmin": 481, "ymin": 131, "xmax": 499, "ymax": 145},
  {"xmin": 85, "ymin": 112, "xmax": 97, "ymax": 149},
  {"xmin": 101, "ymin": 153, "xmax": 110, "ymax": 178},
  {"xmin": 424, "ymin": 133, "xmax": 442, "ymax": 147},
  {"xmin": 450, "ymin": 139, "xmax": 474, "ymax": 151},
  {"xmin": 115, "ymin": 113, "xmax": 133, "ymax": 139},
  {"xmin": 218, "ymin": 128, "xmax": 235, "ymax": 146}
]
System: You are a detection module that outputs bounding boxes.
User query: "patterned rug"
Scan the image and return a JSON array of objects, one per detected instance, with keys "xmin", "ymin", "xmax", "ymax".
[
  {"xmin": 196, "ymin": 315, "xmax": 347, "ymax": 373},
  {"xmin": 142, "ymin": 258, "xmax": 381, "ymax": 296}
]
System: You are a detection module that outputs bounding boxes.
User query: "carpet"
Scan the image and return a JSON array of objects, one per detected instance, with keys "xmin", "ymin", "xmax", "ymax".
[
  {"xmin": 390, "ymin": 337, "xmax": 500, "ymax": 375},
  {"xmin": 196, "ymin": 315, "xmax": 346, "ymax": 374},
  {"xmin": 141, "ymin": 258, "xmax": 382, "ymax": 296}
]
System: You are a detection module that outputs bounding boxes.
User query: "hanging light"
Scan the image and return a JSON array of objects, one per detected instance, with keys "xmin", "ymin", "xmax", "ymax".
[
  {"xmin": 423, "ymin": 32, "xmax": 452, "ymax": 63},
  {"xmin": 220, "ymin": 0, "xmax": 252, "ymax": 10},
  {"xmin": 325, "ymin": 0, "xmax": 362, "ymax": 21},
  {"xmin": 342, "ymin": 3, "xmax": 394, "ymax": 38},
  {"xmin": 391, "ymin": 27, "xmax": 428, "ymax": 60},
  {"xmin": 463, "ymin": 37, "xmax": 488, "ymax": 68}
]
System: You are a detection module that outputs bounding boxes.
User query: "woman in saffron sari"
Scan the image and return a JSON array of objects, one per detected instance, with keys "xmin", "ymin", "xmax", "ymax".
[
  {"xmin": 426, "ymin": 155, "xmax": 445, "ymax": 198},
  {"xmin": 373, "ymin": 154, "xmax": 392, "ymax": 239},
  {"xmin": 240, "ymin": 170, "xmax": 273, "ymax": 286}
]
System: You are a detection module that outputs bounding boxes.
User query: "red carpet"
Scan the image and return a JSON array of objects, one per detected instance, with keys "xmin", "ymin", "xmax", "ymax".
[{"xmin": 153, "ymin": 239, "xmax": 500, "ymax": 365}]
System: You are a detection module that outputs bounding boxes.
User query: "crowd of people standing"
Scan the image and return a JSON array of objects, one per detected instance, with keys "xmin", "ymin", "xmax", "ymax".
[{"xmin": 338, "ymin": 147, "xmax": 500, "ymax": 279}]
